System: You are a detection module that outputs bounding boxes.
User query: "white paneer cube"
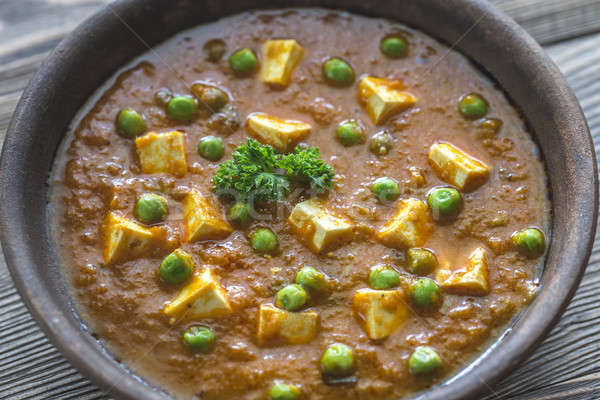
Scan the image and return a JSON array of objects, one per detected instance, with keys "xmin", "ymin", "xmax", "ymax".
[
  {"xmin": 163, "ymin": 268, "xmax": 233, "ymax": 323},
  {"xmin": 288, "ymin": 199, "xmax": 353, "ymax": 253},
  {"xmin": 358, "ymin": 76, "xmax": 417, "ymax": 124},
  {"xmin": 103, "ymin": 212, "xmax": 157, "ymax": 264},
  {"xmin": 352, "ymin": 289, "xmax": 409, "ymax": 340},
  {"xmin": 260, "ymin": 39, "xmax": 304, "ymax": 87},
  {"xmin": 377, "ymin": 198, "xmax": 433, "ymax": 249},
  {"xmin": 428, "ymin": 142, "xmax": 489, "ymax": 191},
  {"xmin": 436, "ymin": 247, "xmax": 490, "ymax": 296},
  {"xmin": 246, "ymin": 113, "xmax": 311, "ymax": 152},
  {"xmin": 257, "ymin": 304, "xmax": 319, "ymax": 345},
  {"xmin": 183, "ymin": 189, "xmax": 232, "ymax": 243},
  {"xmin": 135, "ymin": 131, "xmax": 187, "ymax": 177}
]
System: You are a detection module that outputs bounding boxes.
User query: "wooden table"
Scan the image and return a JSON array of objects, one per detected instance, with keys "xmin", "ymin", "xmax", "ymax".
[{"xmin": 1, "ymin": 1, "xmax": 599, "ymax": 398}]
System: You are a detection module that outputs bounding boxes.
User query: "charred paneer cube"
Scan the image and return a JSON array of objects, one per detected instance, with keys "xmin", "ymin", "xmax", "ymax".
[
  {"xmin": 260, "ymin": 39, "xmax": 304, "ymax": 87},
  {"xmin": 358, "ymin": 76, "xmax": 417, "ymax": 124},
  {"xmin": 163, "ymin": 268, "xmax": 232, "ymax": 323},
  {"xmin": 256, "ymin": 304, "xmax": 319, "ymax": 345},
  {"xmin": 288, "ymin": 199, "xmax": 353, "ymax": 253},
  {"xmin": 428, "ymin": 142, "xmax": 489, "ymax": 191},
  {"xmin": 183, "ymin": 189, "xmax": 232, "ymax": 243},
  {"xmin": 135, "ymin": 131, "xmax": 188, "ymax": 177},
  {"xmin": 103, "ymin": 212, "xmax": 160, "ymax": 265},
  {"xmin": 377, "ymin": 198, "xmax": 434, "ymax": 249},
  {"xmin": 352, "ymin": 289, "xmax": 409, "ymax": 340},
  {"xmin": 436, "ymin": 247, "xmax": 490, "ymax": 296},
  {"xmin": 246, "ymin": 113, "xmax": 311, "ymax": 152}
]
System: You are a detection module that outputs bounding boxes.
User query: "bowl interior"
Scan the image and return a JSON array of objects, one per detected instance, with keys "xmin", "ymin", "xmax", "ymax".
[{"xmin": 0, "ymin": 1, "xmax": 596, "ymax": 399}]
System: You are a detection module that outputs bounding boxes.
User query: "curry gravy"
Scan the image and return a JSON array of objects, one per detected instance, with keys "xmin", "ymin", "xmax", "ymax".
[{"xmin": 49, "ymin": 9, "xmax": 550, "ymax": 400}]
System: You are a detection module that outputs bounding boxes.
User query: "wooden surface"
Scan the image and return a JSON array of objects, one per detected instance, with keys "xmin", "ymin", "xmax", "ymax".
[{"xmin": 1, "ymin": 1, "xmax": 600, "ymax": 399}]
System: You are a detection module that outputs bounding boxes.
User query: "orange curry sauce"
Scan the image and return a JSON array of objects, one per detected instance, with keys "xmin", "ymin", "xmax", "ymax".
[{"xmin": 49, "ymin": 9, "xmax": 550, "ymax": 400}]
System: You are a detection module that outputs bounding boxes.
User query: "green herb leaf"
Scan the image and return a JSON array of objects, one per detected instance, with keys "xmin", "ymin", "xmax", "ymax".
[
  {"xmin": 213, "ymin": 139, "xmax": 335, "ymax": 203},
  {"xmin": 279, "ymin": 146, "xmax": 335, "ymax": 192},
  {"xmin": 213, "ymin": 139, "xmax": 289, "ymax": 202},
  {"xmin": 252, "ymin": 172, "xmax": 290, "ymax": 202}
]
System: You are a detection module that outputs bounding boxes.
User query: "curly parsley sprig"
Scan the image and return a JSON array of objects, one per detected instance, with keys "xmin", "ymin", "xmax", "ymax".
[
  {"xmin": 279, "ymin": 146, "xmax": 336, "ymax": 191},
  {"xmin": 213, "ymin": 139, "xmax": 335, "ymax": 203}
]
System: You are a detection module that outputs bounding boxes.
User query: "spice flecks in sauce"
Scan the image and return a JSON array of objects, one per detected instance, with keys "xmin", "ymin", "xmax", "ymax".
[{"xmin": 49, "ymin": 9, "xmax": 549, "ymax": 400}]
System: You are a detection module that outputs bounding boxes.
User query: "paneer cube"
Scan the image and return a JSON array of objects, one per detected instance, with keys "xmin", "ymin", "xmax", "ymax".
[
  {"xmin": 257, "ymin": 304, "xmax": 284, "ymax": 344},
  {"xmin": 163, "ymin": 268, "xmax": 232, "ymax": 323},
  {"xmin": 288, "ymin": 199, "xmax": 353, "ymax": 253},
  {"xmin": 358, "ymin": 76, "xmax": 417, "ymax": 124},
  {"xmin": 183, "ymin": 189, "xmax": 232, "ymax": 243},
  {"xmin": 257, "ymin": 304, "xmax": 319, "ymax": 345},
  {"xmin": 428, "ymin": 142, "xmax": 489, "ymax": 191},
  {"xmin": 260, "ymin": 39, "xmax": 304, "ymax": 87},
  {"xmin": 436, "ymin": 247, "xmax": 490, "ymax": 296},
  {"xmin": 352, "ymin": 289, "xmax": 409, "ymax": 340},
  {"xmin": 377, "ymin": 198, "xmax": 433, "ymax": 249},
  {"xmin": 135, "ymin": 131, "xmax": 187, "ymax": 177},
  {"xmin": 103, "ymin": 212, "xmax": 157, "ymax": 264},
  {"xmin": 246, "ymin": 113, "xmax": 311, "ymax": 152}
]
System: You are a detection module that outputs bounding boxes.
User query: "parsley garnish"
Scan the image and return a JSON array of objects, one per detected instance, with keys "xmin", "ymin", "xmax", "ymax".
[{"xmin": 213, "ymin": 139, "xmax": 335, "ymax": 203}]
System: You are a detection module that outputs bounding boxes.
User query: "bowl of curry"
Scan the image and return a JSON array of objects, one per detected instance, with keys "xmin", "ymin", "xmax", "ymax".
[{"xmin": 0, "ymin": 1, "xmax": 597, "ymax": 400}]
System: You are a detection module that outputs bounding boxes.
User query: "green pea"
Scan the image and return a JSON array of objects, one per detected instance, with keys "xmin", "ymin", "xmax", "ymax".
[
  {"xmin": 427, "ymin": 187, "xmax": 461, "ymax": 219},
  {"xmin": 369, "ymin": 131, "xmax": 393, "ymax": 155},
  {"xmin": 116, "ymin": 108, "xmax": 146, "ymax": 138},
  {"xmin": 512, "ymin": 228, "xmax": 545, "ymax": 257},
  {"xmin": 192, "ymin": 84, "xmax": 229, "ymax": 112},
  {"xmin": 296, "ymin": 266, "xmax": 328, "ymax": 293},
  {"xmin": 269, "ymin": 382, "xmax": 300, "ymax": 400},
  {"xmin": 405, "ymin": 248, "xmax": 438, "ymax": 275},
  {"xmin": 321, "ymin": 343, "xmax": 354, "ymax": 376},
  {"xmin": 135, "ymin": 193, "xmax": 168, "ymax": 223},
  {"xmin": 167, "ymin": 95, "xmax": 198, "ymax": 122},
  {"xmin": 372, "ymin": 177, "xmax": 400, "ymax": 202},
  {"xmin": 409, "ymin": 346, "xmax": 442, "ymax": 375},
  {"xmin": 275, "ymin": 284, "xmax": 307, "ymax": 311},
  {"xmin": 250, "ymin": 228, "xmax": 278, "ymax": 253},
  {"xmin": 459, "ymin": 93, "xmax": 488, "ymax": 119},
  {"xmin": 322, "ymin": 57, "xmax": 355, "ymax": 87},
  {"xmin": 410, "ymin": 278, "xmax": 442, "ymax": 309},
  {"xmin": 204, "ymin": 39, "xmax": 227, "ymax": 62},
  {"xmin": 479, "ymin": 118, "xmax": 503, "ymax": 133},
  {"xmin": 228, "ymin": 201, "xmax": 253, "ymax": 227},
  {"xmin": 380, "ymin": 36, "xmax": 408, "ymax": 58},
  {"xmin": 197, "ymin": 136, "xmax": 224, "ymax": 161},
  {"xmin": 368, "ymin": 265, "xmax": 400, "ymax": 289},
  {"xmin": 229, "ymin": 48, "xmax": 259, "ymax": 76},
  {"xmin": 336, "ymin": 120, "xmax": 365, "ymax": 146},
  {"xmin": 202, "ymin": 87, "xmax": 228, "ymax": 111},
  {"xmin": 160, "ymin": 249, "xmax": 194, "ymax": 284},
  {"xmin": 154, "ymin": 88, "xmax": 173, "ymax": 107},
  {"xmin": 183, "ymin": 325, "xmax": 215, "ymax": 352}
]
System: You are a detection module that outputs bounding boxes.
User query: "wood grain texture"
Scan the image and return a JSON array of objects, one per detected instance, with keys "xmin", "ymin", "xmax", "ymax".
[
  {"xmin": 0, "ymin": 0, "xmax": 599, "ymax": 399},
  {"xmin": 493, "ymin": 0, "xmax": 600, "ymax": 44}
]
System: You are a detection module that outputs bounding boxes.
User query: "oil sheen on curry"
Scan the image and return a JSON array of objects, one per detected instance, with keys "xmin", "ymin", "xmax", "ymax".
[{"xmin": 49, "ymin": 8, "xmax": 550, "ymax": 400}]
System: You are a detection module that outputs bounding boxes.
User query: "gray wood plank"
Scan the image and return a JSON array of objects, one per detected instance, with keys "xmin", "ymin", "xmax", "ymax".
[
  {"xmin": 494, "ymin": 0, "xmax": 600, "ymax": 44},
  {"xmin": 1, "ymin": 1, "xmax": 600, "ymax": 399}
]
